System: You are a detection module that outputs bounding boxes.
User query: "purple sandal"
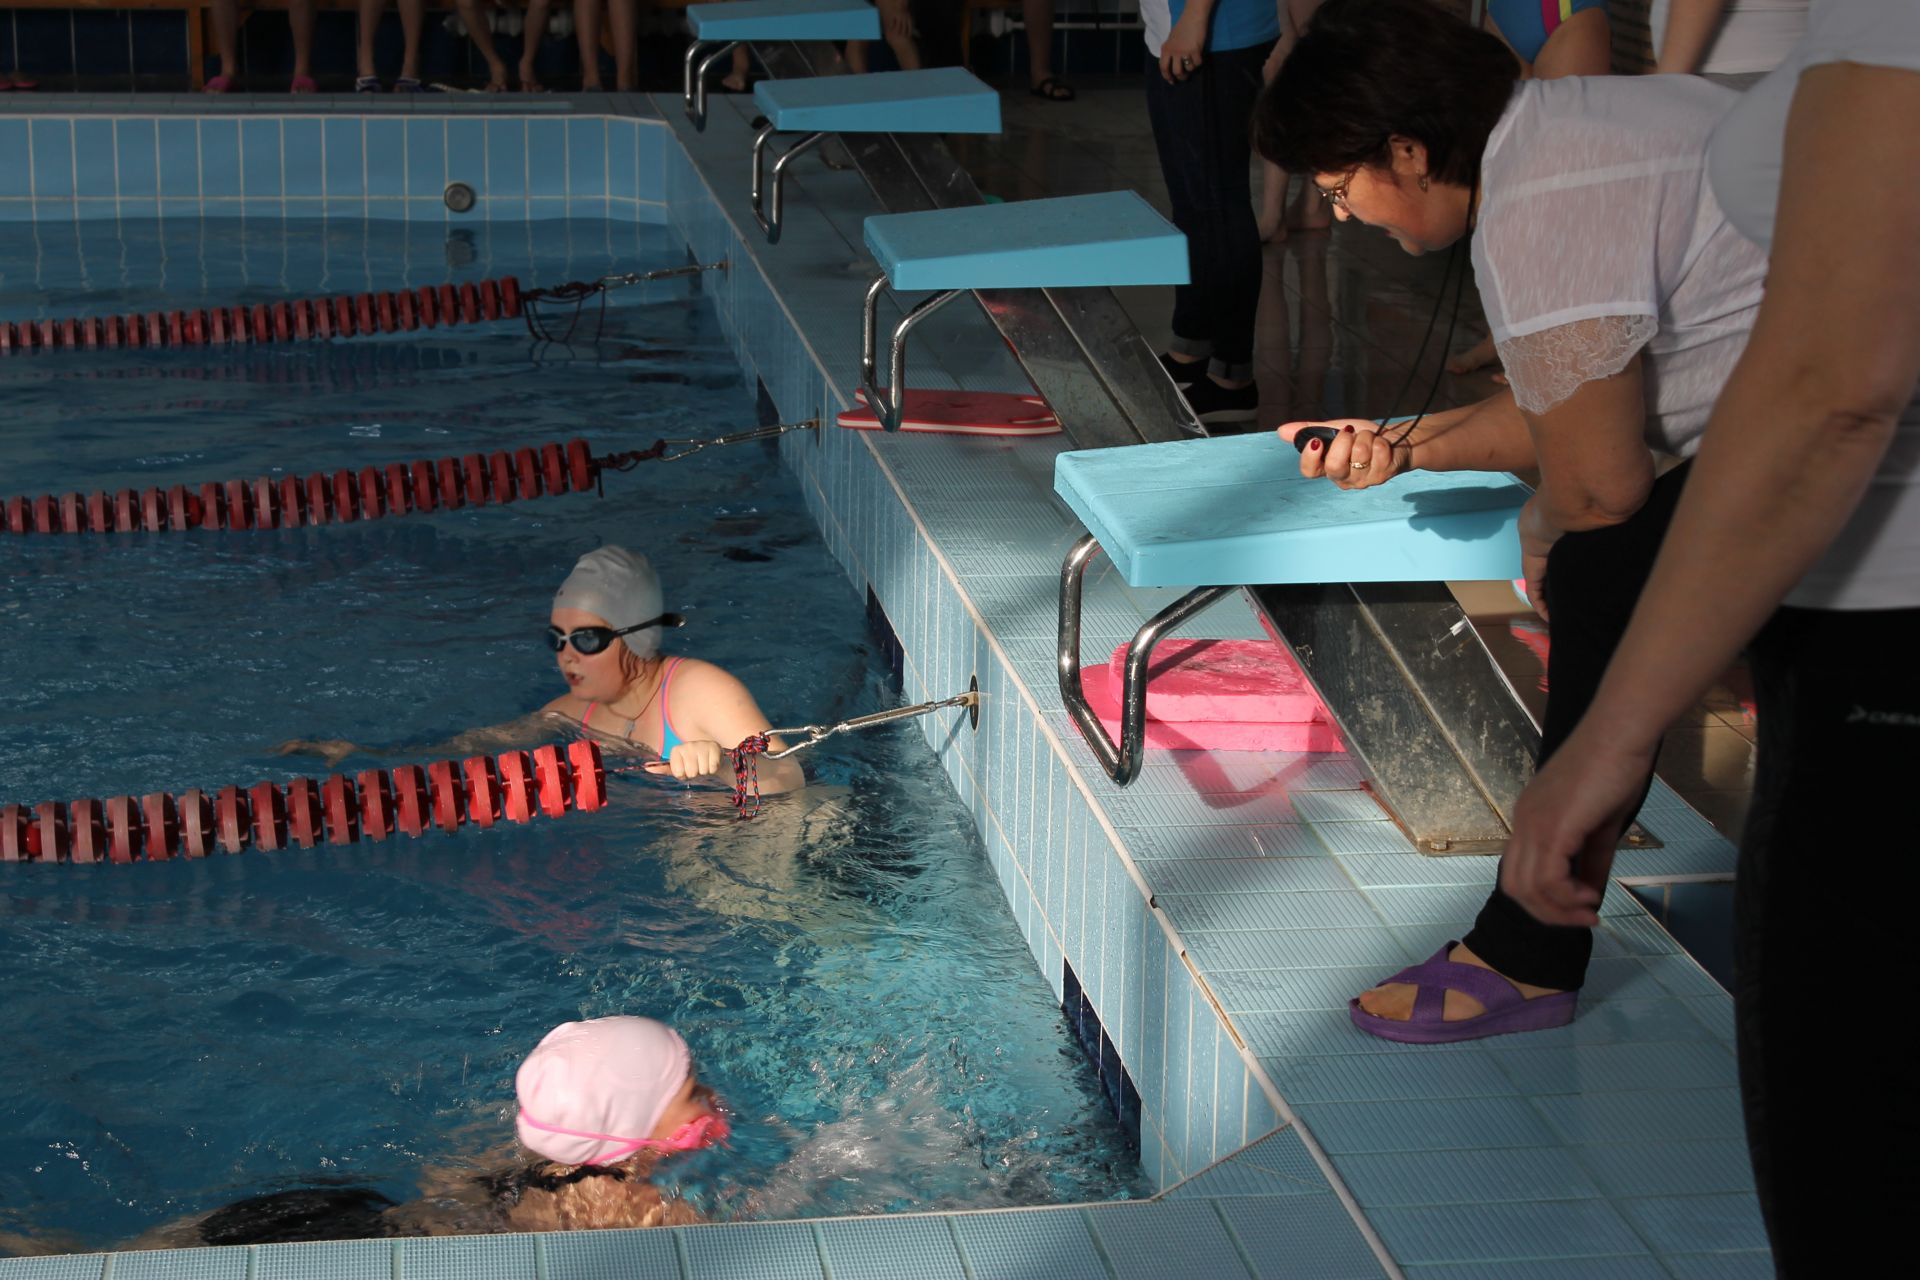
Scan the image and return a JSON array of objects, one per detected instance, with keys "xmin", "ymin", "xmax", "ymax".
[{"xmin": 1350, "ymin": 942, "xmax": 1577, "ymax": 1044}]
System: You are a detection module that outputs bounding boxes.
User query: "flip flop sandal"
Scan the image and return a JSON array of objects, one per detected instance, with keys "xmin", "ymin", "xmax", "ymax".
[
  {"xmin": 290, "ymin": 75, "xmax": 318, "ymax": 94},
  {"xmin": 10, "ymin": 75, "xmax": 40, "ymax": 91},
  {"xmin": 204, "ymin": 75, "xmax": 235, "ymax": 94},
  {"xmin": 1030, "ymin": 77, "xmax": 1076, "ymax": 102},
  {"xmin": 393, "ymin": 77, "xmax": 435, "ymax": 93},
  {"xmin": 1349, "ymin": 942, "xmax": 1578, "ymax": 1044},
  {"xmin": 355, "ymin": 75, "xmax": 383, "ymax": 92}
]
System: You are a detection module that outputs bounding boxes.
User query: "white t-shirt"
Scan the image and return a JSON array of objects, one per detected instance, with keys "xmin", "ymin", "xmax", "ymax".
[
  {"xmin": 1650, "ymin": 0, "xmax": 1810, "ymax": 76},
  {"xmin": 1473, "ymin": 77, "xmax": 1769, "ymax": 459},
  {"xmin": 1708, "ymin": 0, "xmax": 1920, "ymax": 610}
]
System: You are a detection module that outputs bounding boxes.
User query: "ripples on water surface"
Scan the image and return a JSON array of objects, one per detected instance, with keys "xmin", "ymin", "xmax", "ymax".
[{"xmin": 0, "ymin": 218, "xmax": 1143, "ymax": 1253}]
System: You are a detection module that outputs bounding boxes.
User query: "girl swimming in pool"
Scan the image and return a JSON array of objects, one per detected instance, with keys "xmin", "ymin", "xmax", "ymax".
[
  {"xmin": 489, "ymin": 1015, "xmax": 728, "ymax": 1231},
  {"xmin": 126, "ymin": 1016, "xmax": 729, "ymax": 1244},
  {"xmin": 279, "ymin": 545, "xmax": 804, "ymax": 796},
  {"xmin": 541, "ymin": 545, "xmax": 803, "ymax": 793}
]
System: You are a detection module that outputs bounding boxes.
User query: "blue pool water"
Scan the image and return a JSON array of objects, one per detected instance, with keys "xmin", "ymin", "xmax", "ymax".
[{"xmin": 0, "ymin": 219, "xmax": 1144, "ymax": 1254}]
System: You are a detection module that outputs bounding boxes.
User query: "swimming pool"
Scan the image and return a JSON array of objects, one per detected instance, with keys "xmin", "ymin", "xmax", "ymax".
[{"xmin": 0, "ymin": 217, "xmax": 1144, "ymax": 1253}]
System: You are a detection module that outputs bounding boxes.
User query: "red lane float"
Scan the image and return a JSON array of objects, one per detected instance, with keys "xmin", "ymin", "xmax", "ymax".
[
  {"xmin": 0, "ymin": 742, "xmax": 607, "ymax": 867},
  {"xmin": 2, "ymin": 437, "xmax": 598, "ymax": 537},
  {"xmin": 0, "ymin": 276, "xmax": 524, "ymax": 357}
]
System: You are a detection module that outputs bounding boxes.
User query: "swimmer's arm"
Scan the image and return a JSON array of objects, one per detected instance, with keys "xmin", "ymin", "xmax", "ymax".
[
  {"xmin": 663, "ymin": 661, "xmax": 806, "ymax": 795},
  {"xmin": 271, "ymin": 712, "xmax": 577, "ymax": 769}
]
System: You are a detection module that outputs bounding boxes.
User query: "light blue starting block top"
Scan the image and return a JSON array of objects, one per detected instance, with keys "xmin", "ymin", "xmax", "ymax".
[
  {"xmin": 864, "ymin": 191, "xmax": 1188, "ymax": 292},
  {"xmin": 1054, "ymin": 432, "xmax": 1529, "ymax": 588},
  {"xmin": 687, "ymin": 0, "xmax": 880, "ymax": 41},
  {"xmin": 753, "ymin": 67, "xmax": 1000, "ymax": 137}
]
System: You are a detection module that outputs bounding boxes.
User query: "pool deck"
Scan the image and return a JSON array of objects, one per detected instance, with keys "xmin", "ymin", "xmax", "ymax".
[{"xmin": 0, "ymin": 87, "xmax": 1765, "ymax": 1279}]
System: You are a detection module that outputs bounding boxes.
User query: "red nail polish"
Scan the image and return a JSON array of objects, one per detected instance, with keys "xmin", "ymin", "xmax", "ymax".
[
  {"xmin": 1341, "ymin": 425, "xmax": 1354, "ymax": 434},
  {"xmin": 1308, "ymin": 439, "xmax": 1322, "ymax": 452}
]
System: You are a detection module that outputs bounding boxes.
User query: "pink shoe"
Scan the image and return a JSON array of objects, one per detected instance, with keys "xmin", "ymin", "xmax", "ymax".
[
  {"xmin": 204, "ymin": 74, "xmax": 234, "ymax": 94},
  {"xmin": 290, "ymin": 75, "xmax": 318, "ymax": 94}
]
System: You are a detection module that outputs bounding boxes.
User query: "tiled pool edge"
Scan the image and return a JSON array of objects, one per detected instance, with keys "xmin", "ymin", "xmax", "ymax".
[
  {"xmin": 659, "ymin": 102, "xmax": 1403, "ymax": 1277},
  {"xmin": 0, "ymin": 103, "xmax": 673, "ymax": 221},
  {"xmin": 668, "ymin": 90, "xmax": 1763, "ymax": 1278}
]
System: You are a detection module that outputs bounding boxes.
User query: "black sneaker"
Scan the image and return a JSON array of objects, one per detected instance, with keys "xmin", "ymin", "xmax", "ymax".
[
  {"xmin": 1159, "ymin": 352, "xmax": 1204, "ymax": 389},
  {"xmin": 1179, "ymin": 375, "xmax": 1259, "ymax": 425}
]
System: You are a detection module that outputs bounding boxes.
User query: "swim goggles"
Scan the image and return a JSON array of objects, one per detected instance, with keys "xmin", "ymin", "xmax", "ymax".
[
  {"xmin": 546, "ymin": 613, "xmax": 685, "ymax": 656},
  {"xmin": 518, "ymin": 1108, "xmax": 731, "ymax": 1165}
]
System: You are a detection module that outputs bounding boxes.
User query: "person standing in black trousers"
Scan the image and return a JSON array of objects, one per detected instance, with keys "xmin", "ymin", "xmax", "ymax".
[{"xmin": 1143, "ymin": 0, "xmax": 1280, "ymax": 427}]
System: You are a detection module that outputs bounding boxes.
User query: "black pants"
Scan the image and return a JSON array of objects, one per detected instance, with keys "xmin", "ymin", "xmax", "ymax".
[
  {"xmin": 1738, "ymin": 603, "xmax": 1919, "ymax": 1273},
  {"xmin": 1144, "ymin": 42, "xmax": 1270, "ymax": 383},
  {"xmin": 1461, "ymin": 463, "xmax": 1693, "ymax": 991}
]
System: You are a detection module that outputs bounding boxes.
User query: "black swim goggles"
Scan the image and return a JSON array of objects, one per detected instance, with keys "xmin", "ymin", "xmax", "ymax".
[{"xmin": 545, "ymin": 613, "xmax": 685, "ymax": 656}]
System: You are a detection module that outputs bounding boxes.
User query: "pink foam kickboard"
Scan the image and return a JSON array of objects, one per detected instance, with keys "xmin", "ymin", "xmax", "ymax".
[
  {"xmin": 1106, "ymin": 638, "xmax": 1329, "ymax": 724},
  {"xmin": 837, "ymin": 388, "xmax": 1062, "ymax": 436},
  {"xmin": 1081, "ymin": 665, "xmax": 1345, "ymax": 753}
]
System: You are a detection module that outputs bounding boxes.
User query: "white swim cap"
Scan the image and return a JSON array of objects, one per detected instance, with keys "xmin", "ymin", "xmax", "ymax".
[
  {"xmin": 554, "ymin": 547, "xmax": 667, "ymax": 658},
  {"xmin": 514, "ymin": 1016, "xmax": 692, "ymax": 1166}
]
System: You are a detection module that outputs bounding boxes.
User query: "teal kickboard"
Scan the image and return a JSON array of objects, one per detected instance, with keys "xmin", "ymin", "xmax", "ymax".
[
  {"xmin": 1053, "ymin": 433, "xmax": 1529, "ymax": 588},
  {"xmin": 689, "ymin": 0, "xmax": 881, "ymax": 41},
  {"xmin": 864, "ymin": 191, "xmax": 1188, "ymax": 292},
  {"xmin": 753, "ymin": 67, "xmax": 1000, "ymax": 136}
]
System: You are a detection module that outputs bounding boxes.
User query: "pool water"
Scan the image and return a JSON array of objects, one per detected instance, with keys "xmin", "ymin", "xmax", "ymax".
[{"xmin": 0, "ymin": 219, "xmax": 1145, "ymax": 1254}]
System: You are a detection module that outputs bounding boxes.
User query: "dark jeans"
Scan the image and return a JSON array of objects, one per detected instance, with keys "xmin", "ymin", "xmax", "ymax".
[
  {"xmin": 1144, "ymin": 42, "xmax": 1271, "ymax": 383},
  {"xmin": 1461, "ymin": 462, "xmax": 1693, "ymax": 992},
  {"xmin": 1738, "ymin": 603, "xmax": 1919, "ymax": 1273}
]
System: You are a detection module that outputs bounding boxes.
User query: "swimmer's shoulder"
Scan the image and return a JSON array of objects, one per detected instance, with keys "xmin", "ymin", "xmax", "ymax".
[
  {"xmin": 660, "ymin": 657, "xmax": 757, "ymax": 707},
  {"xmin": 541, "ymin": 692, "xmax": 589, "ymax": 722}
]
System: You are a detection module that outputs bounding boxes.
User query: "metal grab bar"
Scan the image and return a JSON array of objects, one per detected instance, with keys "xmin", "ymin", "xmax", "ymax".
[
  {"xmin": 750, "ymin": 122, "xmax": 827, "ymax": 244},
  {"xmin": 1056, "ymin": 534, "xmax": 1234, "ymax": 786},
  {"xmin": 860, "ymin": 276, "xmax": 962, "ymax": 432},
  {"xmin": 682, "ymin": 39, "xmax": 742, "ymax": 130}
]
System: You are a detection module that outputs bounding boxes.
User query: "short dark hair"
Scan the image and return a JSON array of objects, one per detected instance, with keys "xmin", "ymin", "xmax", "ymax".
[{"xmin": 1254, "ymin": 0, "xmax": 1520, "ymax": 188}]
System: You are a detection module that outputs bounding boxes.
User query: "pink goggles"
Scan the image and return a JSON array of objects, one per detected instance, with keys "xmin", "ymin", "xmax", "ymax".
[{"xmin": 520, "ymin": 1108, "xmax": 731, "ymax": 1166}]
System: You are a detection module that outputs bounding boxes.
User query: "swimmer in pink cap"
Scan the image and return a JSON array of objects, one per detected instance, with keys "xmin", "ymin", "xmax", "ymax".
[{"xmin": 500, "ymin": 1015, "xmax": 730, "ymax": 1231}]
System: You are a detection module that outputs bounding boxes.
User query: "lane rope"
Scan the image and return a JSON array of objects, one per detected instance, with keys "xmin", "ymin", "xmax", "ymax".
[
  {"xmin": 0, "ymin": 277, "xmax": 525, "ymax": 357},
  {"xmin": 0, "ymin": 422, "xmax": 817, "ymax": 537},
  {"xmin": 1, "ymin": 742, "xmax": 607, "ymax": 866}
]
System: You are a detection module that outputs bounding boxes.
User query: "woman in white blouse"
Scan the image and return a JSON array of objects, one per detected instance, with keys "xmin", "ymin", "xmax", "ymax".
[
  {"xmin": 1502, "ymin": 0, "xmax": 1919, "ymax": 1264},
  {"xmin": 1255, "ymin": 0, "xmax": 1768, "ymax": 1040}
]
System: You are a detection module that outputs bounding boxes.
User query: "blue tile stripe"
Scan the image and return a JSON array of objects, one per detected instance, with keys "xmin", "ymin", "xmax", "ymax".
[{"xmin": 0, "ymin": 113, "xmax": 671, "ymax": 221}]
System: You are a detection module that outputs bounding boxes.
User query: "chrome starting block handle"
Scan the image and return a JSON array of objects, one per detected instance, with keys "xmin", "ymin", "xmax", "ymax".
[
  {"xmin": 859, "ymin": 275, "xmax": 961, "ymax": 432},
  {"xmin": 683, "ymin": 40, "xmax": 741, "ymax": 130},
  {"xmin": 1057, "ymin": 533, "xmax": 1234, "ymax": 786},
  {"xmin": 750, "ymin": 123, "xmax": 826, "ymax": 245}
]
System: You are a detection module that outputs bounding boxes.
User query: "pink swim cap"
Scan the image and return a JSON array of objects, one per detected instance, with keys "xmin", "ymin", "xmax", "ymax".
[{"xmin": 514, "ymin": 1016, "xmax": 692, "ymax": 1166}]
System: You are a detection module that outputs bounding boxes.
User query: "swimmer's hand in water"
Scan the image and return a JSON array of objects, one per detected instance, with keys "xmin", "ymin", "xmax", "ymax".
[
  {"xmin": 644, "ymin": 739, "xmax": 728, "ymax": 781},
  {"xmin": 271, "ymin": 738, "xmax": 362, "ymax": 768}
]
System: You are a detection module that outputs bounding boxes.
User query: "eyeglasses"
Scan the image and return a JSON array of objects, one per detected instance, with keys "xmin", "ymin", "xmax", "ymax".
[
  {"xmin": 545, "ymin": 613, "xmax": 685, "ymax": 655},
  {"xmin": 1315, "ymin": 167, "xmax": 1360, "ymax": 210}
]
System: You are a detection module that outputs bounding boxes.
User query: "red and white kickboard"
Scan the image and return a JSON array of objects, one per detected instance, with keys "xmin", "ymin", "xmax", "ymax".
[
  {"xmin": 836, "ymin": 388, "xmax": 1062, "ymax": 436},
  {"xmin": 1081, "ymin": 665, "xmax": 1344, "ymax": 752},
  {"xmin": 1107, "ymin": 638, "xmax": 1331, "ymax": 724}
]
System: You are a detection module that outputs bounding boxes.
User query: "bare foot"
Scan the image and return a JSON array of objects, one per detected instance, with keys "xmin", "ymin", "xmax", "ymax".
[{"xmin": 1355, "ymin": 942, "xmax": 1564, "ymax": 1022}]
